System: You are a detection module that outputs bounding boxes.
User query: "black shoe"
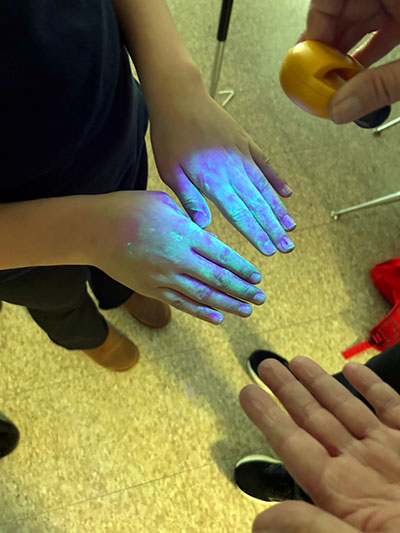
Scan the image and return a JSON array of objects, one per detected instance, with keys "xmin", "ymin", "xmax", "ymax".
[
  {"xmin": 247, "ymin": 350, "xmax": 291, "ymax": 390},
  {"xmin": 0, "ymin": 412, "xmax": 20, "ymax": 458},
  {"xmin": 234, "ymin": 455, "xmax": 296, "ymax": 502}
]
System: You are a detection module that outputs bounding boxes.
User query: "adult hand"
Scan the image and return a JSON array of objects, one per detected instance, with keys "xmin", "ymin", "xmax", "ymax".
[
  {"xmin": 302, "ymin": 0, "xmax": 400, "ymax": 123},
  {"xmin": 240, "ymin": 357, "xmax": 400, "ymax": 532},
  {"xmin": 150, "ymin": 87, "xmax": 296, "ymax": 256},
  {"xmin": 89, "ymin": 190, "xmax": 266, "ymax": 324}
]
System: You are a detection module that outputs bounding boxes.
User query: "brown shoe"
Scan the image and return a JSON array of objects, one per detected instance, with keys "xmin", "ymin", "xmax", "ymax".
[
  {"xmin": 82, "ymin": 326, "xmax": 139, "ymax": 372},
  {"xmin": 123, "ymin": 293, "xmax": 171, "ymax": 329}
]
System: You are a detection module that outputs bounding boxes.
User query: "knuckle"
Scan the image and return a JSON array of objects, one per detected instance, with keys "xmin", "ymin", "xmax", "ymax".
[
  {"xmin": 172, "ymin": 297, "xmax": 186, "ymax": 311},
  {"xmin": 164, "ymin": 291, "xmax": 186, "ymax": 310},
  {"xmin": 214, "ymin": 270, "xmax": 232, "ymax": 290},
  {"xmin": 231, "ymin": 208, "xmax": 247, "ymax": 224},
  {"xmin": 195, "ymin": 286, "xmax": 212, "ymax": 302},
  {"xmin": 255, "ymin": 179, "xmax": 270, "ymax": 195},
  {"xmin": 218, "ymin": 247, "xmax": 231, "ymax": 264},
  {"xmin": 303, "ymin": 405, "xmax": 325, "ymax": 428},
  {"xmin": 242, "ymin": 285, "xmax": 256, "ymax": 301}
]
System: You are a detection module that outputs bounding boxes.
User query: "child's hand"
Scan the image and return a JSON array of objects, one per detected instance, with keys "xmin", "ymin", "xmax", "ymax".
[
  {"xmin": 89, "ymin": 190, "xmax": 266, "ymax": 324},
  {"xmin": 149, "ymin": 89, "xmax": 296, "ymax": 256}
]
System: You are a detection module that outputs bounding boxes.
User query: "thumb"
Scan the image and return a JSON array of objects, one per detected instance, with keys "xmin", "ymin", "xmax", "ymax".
[
  {"xmin": 252, "ymin": 501, "xmax": 360, "ymax": 533},
  {"xmin": 329, "ymin": 59, "xmax": 400, "ymax": 124},
  {"xmin": 166, "ymin": 166, "xmax": 211, "ymax": 228}
]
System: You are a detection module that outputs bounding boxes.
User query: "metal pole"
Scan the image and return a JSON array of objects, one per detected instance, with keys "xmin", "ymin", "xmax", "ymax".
[
  {"xmin": 331, "ymin": 191, "xmax": 400, "ymax": 220},
  {"xmin": 210, "ymin": 0, "xmax": 235, "ymax": 106},
  {"xmin": 210, "ymin": 42, "xmax": 226, "ymax": 98},
  {"xmin": 373, "ymin": 116, "xmax": 400, "ymax": 135}
]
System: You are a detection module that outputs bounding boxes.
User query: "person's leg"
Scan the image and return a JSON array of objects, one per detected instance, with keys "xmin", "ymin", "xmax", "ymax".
[
  {"xmin": 0, "ymin": 266, "xmax": 108, "ymax": 349},
  {"xmin": 333, "ymin": 342, "xmax": 400, "ymax": 409},
  {"xmin": 0, "ymin": 266, "xmax": 139, "ymax": 370},
  {"xmin": 89, "ymin": 266, "xmax": 133, "ymax": 311}
]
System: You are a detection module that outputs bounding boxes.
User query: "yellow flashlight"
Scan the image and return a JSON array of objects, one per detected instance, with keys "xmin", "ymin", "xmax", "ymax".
[{"xmin": 280, "ymin": 40, "xmax": 391, "ymax": 128}]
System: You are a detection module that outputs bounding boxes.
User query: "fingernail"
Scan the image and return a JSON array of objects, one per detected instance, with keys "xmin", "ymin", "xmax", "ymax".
[
  {"xmin": 209, "ymin": 312, "xmax": 223, "ymax": 324},
  {"xmin": 281, "ymin": 184, "xmax": 292, "ymax": 196},
  {"xmin": 263, "ymin": 241, "xmax": 276, "ymax": 256},
  {"xmin": 239, "ymin": 303, "xmax": 252, "ymax": 316},
  {"xmin": 281, "ymin": 214, "xmax": 296, "ymax": 230},
  {"xmin": 250, "ymin": 272, "xmax": 262, "ymax": 284},
  {"xmin": 278, "ymin": 236, "xmax": 295, "ymax": 252},
  {"xmin": 192, "ymin": 211, "xmax": 209, "ymax": 228},
  {"xmin": 253, "ymin": 291, "xmax": 266, "ymax": 305},
  {"xmin": 330, "ymin": 95, "xmax": 362, "ymax": 124}
]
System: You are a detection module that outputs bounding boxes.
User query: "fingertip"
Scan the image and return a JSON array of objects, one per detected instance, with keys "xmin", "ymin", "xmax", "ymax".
[
  {"xmin": 240, "ymin": 383, "xmax": 269, "ymax": 411},
  {"xmin": 281, "ymin": 214, "xmax": 296, "ymax": 231},
  {"xmin": 279, "ymin": 184, "xmax": 293, "ymax": 197},
  {"xmin": 253, "ymin": 291, "xmax": 266, "ymax": 305},
  {"xmin": 342, "ymin": 362, "xmax": 364, "ymax": 375},
  {"xmin": 208, "ymin": 311, "xmax": 224, "ymax": 324},
  {"xmin": 277, "ymin": 236, "xmax": 295, "ymax": 254},
  {"xmin": 239, "ymin": 383, "xmax": 259, "ymax": 407},
  {"xmin": 289, "ymin": 355, "xmax": 310, "ymax": 369},
  {"xmin": 192, "ymin": 210, "xmax": 211, "ymax": 228},
  {"xmin": 240, "ymin": 383, "xmax": 258, "ymax": 396},
  {"xmin": 261, "ymin": 241, "xmax": 277, "ymax": 256},
  {"xmin": 249, "ymin": 272, "xmax": 262, "ymax": 284}
]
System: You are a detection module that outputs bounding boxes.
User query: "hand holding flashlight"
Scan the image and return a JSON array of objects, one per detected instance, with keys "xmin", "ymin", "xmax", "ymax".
[
  {"xmin": 280, "ymin": 40, "xmax": 391, "ymax": 128},
  {"xmin": 291, "ymin": 0, "xmax": 400, "ymax": 125}
]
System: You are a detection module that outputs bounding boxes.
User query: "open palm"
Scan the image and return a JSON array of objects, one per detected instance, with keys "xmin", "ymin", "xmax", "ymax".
[{"xmin": 240, "ymin": 356, "xmax": 400, "ymax": 532}]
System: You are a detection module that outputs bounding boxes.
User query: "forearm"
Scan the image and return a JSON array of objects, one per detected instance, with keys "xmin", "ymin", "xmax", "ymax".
[
  {"xmin": 0, "ymin": 195, "xmax": 97, "ymax": 270},
  {"xmin": 111, "ymin": 0, "xmax": 206, "ymax": 113}
]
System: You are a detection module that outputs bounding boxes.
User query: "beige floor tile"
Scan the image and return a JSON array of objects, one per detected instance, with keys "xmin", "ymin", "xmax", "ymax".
[
  {"xmin": 103, "ymin": 297, "xmax": 229, "ymax": 361},
  {"xmin": 1, "ymin": 308, "xmax": 391, "ymax": 530},
  {"xmin": 0, "ymin": 341, "xmax": 270, "ymax": 526},
  {"xmin": 211, "ymin": 216, "xmax": 395, "ymax": 342},
  {"xmin": 293, "ymin": 139, "xmax": 400, "ymax": 215},
  {"xmin": 2, "ymin": 461, "xmax": 260, "ymax": 533},
  {"xmin": 228, "ymin": 308, "xmax": 383, "ymax": 379},
  {"xmin": 0, "ymin": 302, "xmax": 105, "ymax": 398}
]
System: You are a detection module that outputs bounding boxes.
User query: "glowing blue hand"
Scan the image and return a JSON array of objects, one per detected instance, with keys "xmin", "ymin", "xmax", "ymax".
[
  {"xmin": 181, "ymin": 146, "xmax": 295, "ymax": 255},
  {"xmin": 151, "ymin": 91, "xmax": 295, "ymax": 256},
  {"xmin": 94, "ymin": 191, "xmax": 266, "ymax": 325}
]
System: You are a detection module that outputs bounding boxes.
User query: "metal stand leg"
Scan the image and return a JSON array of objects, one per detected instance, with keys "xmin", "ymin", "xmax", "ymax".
[
  {"xmin": 210, "ymin": 0, "xmax": 235, "ymax": 107},
  {"xmin": 373, "ymin": 116, "xmax": 400, "ymax": 135},
  {"xmin": 331, "ymin": 191, "xmax": 400, "ymax": 220}
]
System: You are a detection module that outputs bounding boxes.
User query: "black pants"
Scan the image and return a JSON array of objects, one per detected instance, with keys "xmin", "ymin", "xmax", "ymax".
[
  {"xmin": 293, "ymin": 341, "xmax": 400, "ymax": 502},
  {"xmin": 0, "ymin": 265, "xmax": 133, "ymax": 350}
]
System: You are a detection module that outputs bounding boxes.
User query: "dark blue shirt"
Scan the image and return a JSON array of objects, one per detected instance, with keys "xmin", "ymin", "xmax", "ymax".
[
  {"xmin": 0, "ymin": 0, "xmax": 147, "ymax": 204},
  {"xmin": 0, "ymin": 0, "xmax": 148, "ymax": 280}
]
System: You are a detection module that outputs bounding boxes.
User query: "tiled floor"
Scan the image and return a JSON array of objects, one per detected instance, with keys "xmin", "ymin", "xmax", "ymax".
[{"xmin": 1, "ymin": 0, "xmax": 400, "ymax": 531}]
